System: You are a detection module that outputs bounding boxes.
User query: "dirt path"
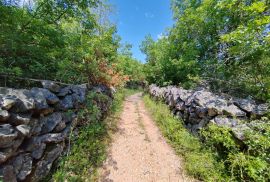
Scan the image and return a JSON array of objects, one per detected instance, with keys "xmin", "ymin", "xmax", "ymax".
[{"xmin": 99, "ymin": 93, "xmax": 191, "ymax": 182}]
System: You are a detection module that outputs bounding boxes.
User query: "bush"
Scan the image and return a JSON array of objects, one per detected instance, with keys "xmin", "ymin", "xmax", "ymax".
[{"xmin": 201, "ymin": 120, "xmax": 270, "ymax": 181}]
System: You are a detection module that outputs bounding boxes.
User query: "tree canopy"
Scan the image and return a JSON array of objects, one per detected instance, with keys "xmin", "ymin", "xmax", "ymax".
[
  {"xmin": 142, "ymin": 0, "xmax": 270, "ymax": 101},
  {"xmin": 0, "ymin": 0, "xmax": 144, "ymax": 87}
]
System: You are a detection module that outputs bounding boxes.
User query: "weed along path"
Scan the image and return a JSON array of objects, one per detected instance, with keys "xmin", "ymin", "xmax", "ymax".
[{"xmin": 99, "ymin": 93, "xmax": 191, "ymax": 182}]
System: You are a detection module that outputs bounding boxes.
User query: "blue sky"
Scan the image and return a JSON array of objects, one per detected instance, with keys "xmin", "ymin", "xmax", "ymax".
[{"xmin": 109, "ymin": 0, "xmax": 173, "ymax": 62}]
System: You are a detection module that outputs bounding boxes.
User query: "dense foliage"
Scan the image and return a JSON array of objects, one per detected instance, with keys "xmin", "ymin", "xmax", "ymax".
[
  {"xmin": 0, "ymin": 0, "xmax": 143, "ymax": 87},
  {"xmin": 141, "ymin": 0, "xmax": 270, "ymax": 101},
  {"xmin": 202, "ymin": 120, "xmax": 270, "ymax": 181}
]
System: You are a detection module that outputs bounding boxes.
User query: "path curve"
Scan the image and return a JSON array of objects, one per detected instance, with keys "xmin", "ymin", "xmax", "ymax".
[{"xmin": 99, "ymin": 93, "xmax": 191, "ymax": 182}]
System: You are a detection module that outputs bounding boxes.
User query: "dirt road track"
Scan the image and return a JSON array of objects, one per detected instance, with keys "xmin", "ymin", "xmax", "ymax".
[{"xmin": 99, "ymin": 93, "xmax": 192, "ymax": 182}]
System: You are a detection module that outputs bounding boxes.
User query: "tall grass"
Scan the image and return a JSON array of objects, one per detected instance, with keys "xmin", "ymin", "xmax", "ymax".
[{"xmin": 143, "ymin": 95, "xmax": 228, "ymax": 181}]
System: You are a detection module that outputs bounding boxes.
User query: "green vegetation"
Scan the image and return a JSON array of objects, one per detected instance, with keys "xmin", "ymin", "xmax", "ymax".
[
  {"xmin": 143, "ymin": 95, "xmax": 226, "ymax": 181},
  {"xmin": 52, "ymin": 89, "xmax": 136, "ymax": 181},
  {"xmin": 0, "ymin": 0, "xmax": 144, "ymax": 87},
  {"xmin": 141, "ymin": 0, "xmax": 270, "ymax": 101},
  {"xmin": 144, "ymin": 94, "xmax": 270, "ymax": 181},
  {"xmin": 201, "ymin": 121, "xmax": 270, "ymax": 181}
]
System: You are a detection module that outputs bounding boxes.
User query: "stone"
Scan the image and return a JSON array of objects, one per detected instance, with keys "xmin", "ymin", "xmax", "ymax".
[
  {"xmin": 175, "ymin": 101, "xmax": 185, "ymax": 111},
  {"xmin": 0, "ymin": 137, "xmax": 23, "ymax": 164},
  {"xmin": 39, "ymin": 133, "xmax": 65, "ymax": 143},
  {"xmin": 186, "ymin": 91, "xmax": 246, "ymax": 117},
  {"xmin": 41, "ymin": 80, "xmax": 61, "ymax": 93},
  {"xmin": 53, "ymin": 121, "xmax": 66, "ymax": 132},
  {"xmin": 31, "ymin": 89, "xmax": 48, "ymax": 110},
  {"xmin": 232, "ymin": 124, "xmax": 251, "ymax": 141},
  {"xmin": 31, "ymin": 88, "xmax": 59, "ymax": 105},
  {"xmin": 0, "ymin": 124, "xmax": 18, "ymax": 148},
  {"xmin": 31, "ymin": 143, "xmax": 46, "ymax": 160},
  {"xmin": 0, "ymin": 165, "xmax": 17, "ymax": 182},
  {"xmin": 40, "ymin": 112, "xmax": 62, "ymax": 134},
  {"xmin": 0, "ymin": 95, "xmax": 17, "ymax": 110},
  {"xmin": 16, "ymin": 125, "xmax": 31, "ymax": 137},
  {"xmin": 57, "ymin": 86, "xmax": 73, "ymax": 97},
  {"xmin": 62, "ymin": 112, "xmax": 76, "ymax": 123},
  {"xmin": 24, "ymin": 137, "xmax": 48, "ymax": 160},
  {"xmin": 195, "ymin": 107, "xmax": 208, "ymax": 118},
  {"xmin": 1, "ymin": 88, "xmax": 36, "ymax": 113},
  {"xmin": 213, "ymin": 116, "xmax": 238, "ymax": 128},
  {"xmin": 31, "ymin": 143, "xmax": 64, "ymax": 182},
  {"xmin": 0, "ymin": 151, "xmax": 11, "ymax": 164},
  {"xmin": 223, "ymin": 104, "xmax": 246, "ymax": 117},
  {"xmin": 91, "ymin": 84, "xmax": 112, "ymax": 98},
  {"xmin": 12, "ymin": 153, "xmax": 32, "ymax": 181},
  {"xmin": 234, "ymin": 99, "xmax": 269, "ymax": 116},
  {"xmin": 9, "ymin": 113, "xmax": 31, "ymax": 125},
  {"xmin": 29, "ymin": 118, "xmax": 43, "ymax": 136},
  {"xmin": 58, "ymin": 95, "xmax": 74, "ymax": 111},
  {"xmin": 178, "ymin": 88, "xmax": 193, "ymax": 102},
  {"xmin": 0, "ymin": 109, "xmax": 9, "ymax": 122},
  {"xmin": 254, "ymin": 103, "xmax": 269, "ymax": 116},
  {"xmin": 234, "ymin": 99, "xmax": 256, "ymax": 113}
]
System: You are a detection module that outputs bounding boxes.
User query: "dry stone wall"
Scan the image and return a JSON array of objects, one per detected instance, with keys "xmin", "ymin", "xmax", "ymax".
[
  {"xmin": 0, "ymin": 81, "xmax": 113, "ymax": 182},
  {"xmin": 148, "ymin": 84, "xmax": 269, "ymax": 140}
]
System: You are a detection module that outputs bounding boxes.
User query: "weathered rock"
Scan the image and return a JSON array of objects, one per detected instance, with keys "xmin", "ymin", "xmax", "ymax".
[
  {"xmin": 40, "ymin": 112, "xmax": 62, "ymax": 134},
  {"xmin": 57, "ymin": 86, "xmax": 72, "ymax": 97},
  {"xmin": 9, "ymin": 113, "xmax": 31, "ymax": 125},
  {"xmin": 223, "ymin": 104, "xmax": 246, "ymax": 117},
  {"xmin": 91, "ymin": 84, "xmax": 112, "ymax": 98},
  {"xmin": 29, "ymin": 118, "xmax": 43, "ymax": 136},
  {"xmin": 41, "ymin": 80, "xmax": 61, "ymax": 93},
  {"xmin": 212, "ymin": 116, "xmax": 238, "ymax": 128},
  {"xmin": 62, "ymin": 111, "xmax": 76, "ymax": 123},
  {"xmin": 185, "ymin": 91, "xmax": 246, "ymax": 117},
  {"xmin": 58, "ymin": 95, "xmax": 73, "ymax": 111},
  {"xmin": 0, "ymin": 165, "xmax": 17, "ymax": 182},
  {"xmin": 0, "ymin": 150, "xmax": 12, "ymax": 164},
  {"xmin": 0, "ymin": 95, "xmax": 17, "ymax": 110},
  {"xmin": 254, "ymin": 103, "xmax": 269, "ymax": 116},
  {"xmin": 12, "ymin": 153, "xmax": 32, "ymax": 181},
  {"xmin": 234, "ymin": 99, "xmax": 256, "ymax": 113},
  {"xmin": 57, "ymin": 85, "xmax": 87, "ymax": 107},
  {"xmin": 31, "ymin": 143, "xmax": 64, "ymax": 182},
  {"xmin": 178, "ymin": 88, "xmax": 193, "ymax": 102},
  {"xmin": 53, "ymin": 120, "xmax": 66, "ymax": 133},
  {"xmin": 2, "ymin": 89, "xmax": 36, "ymax": 113},
  {"xmin": 24, "ymin": 138, "xmax": 42, "ymax": 154},
  {"xmin": 31, "ymin": 88, "xmax": 59, "ymax": 105},
  {"xmin": 234, "ymin": 99, "xmax": 269, "ymax": 116},
  {"xmin": 0, "ymin": 109, "xmax": 10, "ymax": 122},
  {"xmin": 175, "ymin": 101, "xmax": 185, "ymax": 111},
  {"xmin": 195, "ymin": 107, "xmax": 208, "ymax": 118},
  {"xmin": 0, "ymin": 124, "xmax": 18, "ymax": 148},
  {"xmin": 232, "ymin": 124, "xmax": 251, "ymax": 141},
  {"xmin": 16, "ymin": 125, "xmax": 31, "ymax": 137},
  {"xmin": 30, "ymin": 88, "xmax": 49, "ymax": 113},
  {"xmin": 31, "ymin": 143, "xmax": 46, "ymax": 160}
]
